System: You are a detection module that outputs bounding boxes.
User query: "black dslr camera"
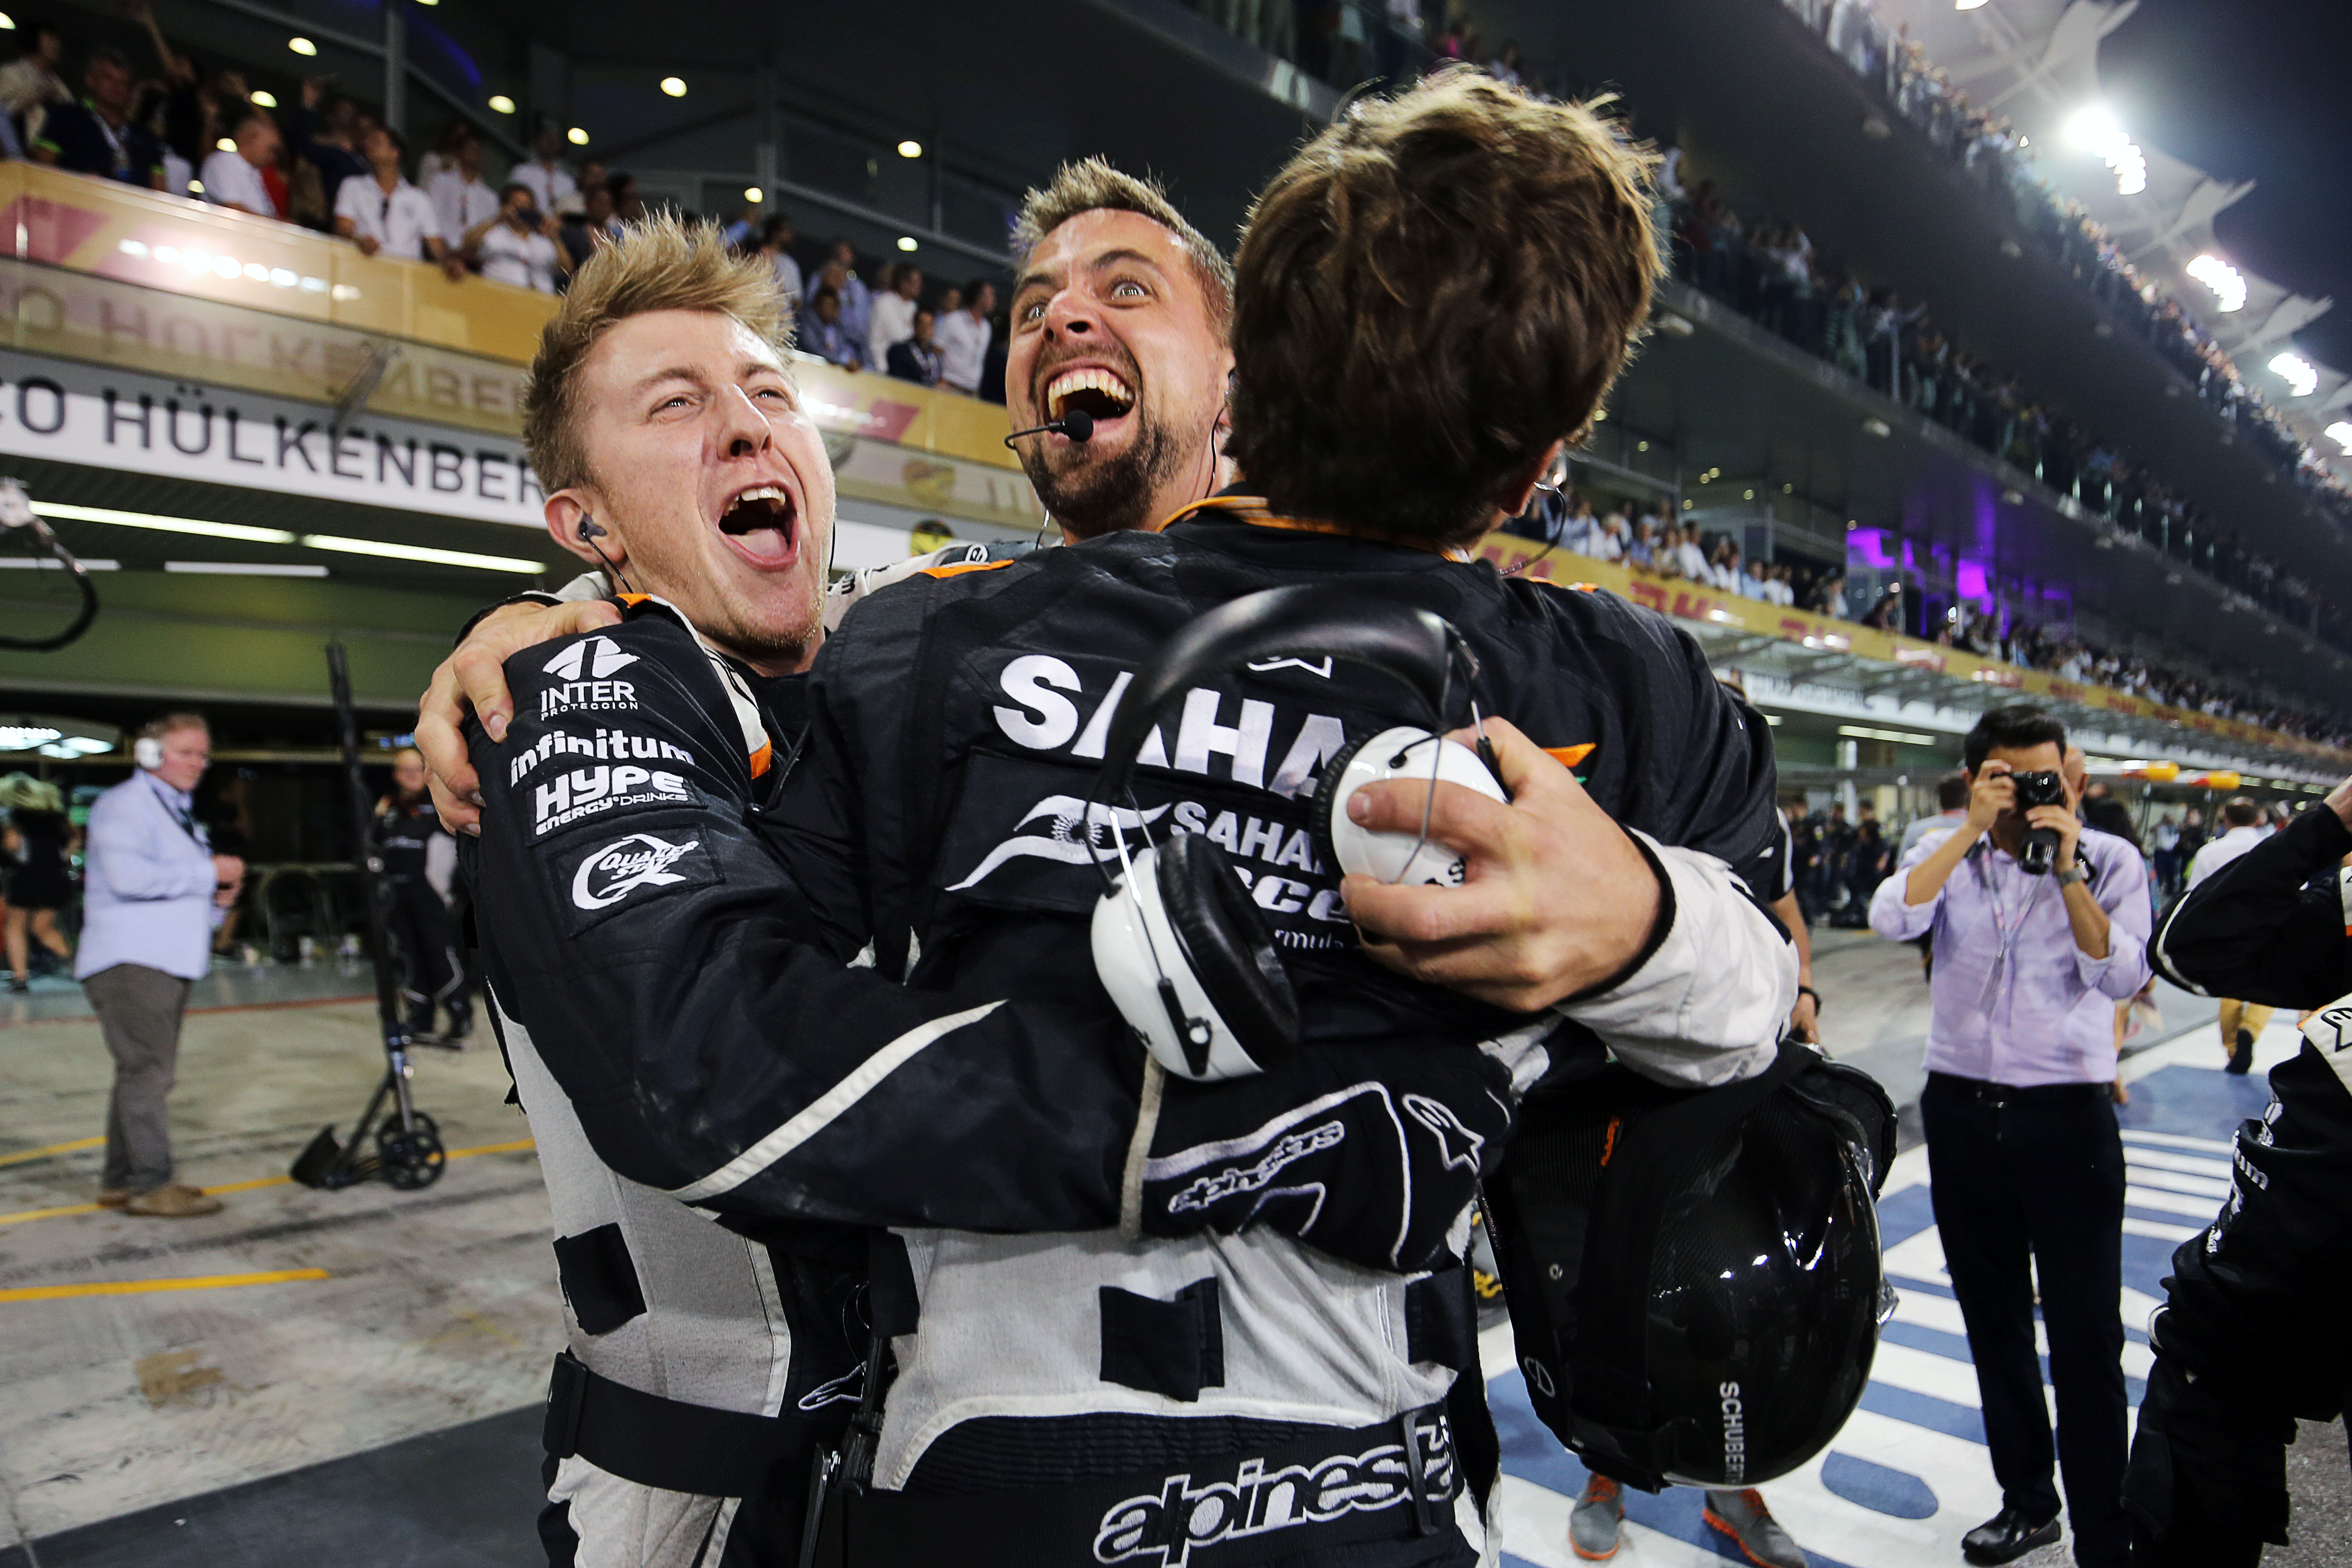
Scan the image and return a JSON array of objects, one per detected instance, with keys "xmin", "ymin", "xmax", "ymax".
[{"xmin": 2009, "ymin": 769, "xmax": 2067, "ymax": 875}]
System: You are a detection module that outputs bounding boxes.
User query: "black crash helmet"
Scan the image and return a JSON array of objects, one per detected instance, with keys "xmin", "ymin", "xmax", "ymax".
[{"xmin": 1491, "ymin": 1045, "xmax": 1895, "ymax": 1492}]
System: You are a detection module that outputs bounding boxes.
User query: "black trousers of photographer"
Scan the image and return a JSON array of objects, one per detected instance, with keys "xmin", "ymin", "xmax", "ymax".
[
  {"xmin": 1923, "ymin": 1073, "xmax": 2129, "ymax": 1568},
  {"xmin": 385, "ymin": 877, "xmax": 464, "ymax": 1035}
]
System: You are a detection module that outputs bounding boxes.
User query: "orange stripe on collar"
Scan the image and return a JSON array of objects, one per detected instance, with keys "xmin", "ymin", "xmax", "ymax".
[
  {"xmin": 1545, "ymin": 744, "xmax": 1596, "ymax": 769},
  {"xmin": 920, "ymin": 558, "xmax": 1016, "ymax": 580},
  {"xmin": 1155, "ymin": 495, "xmax": 1470, "ymax": 561}
]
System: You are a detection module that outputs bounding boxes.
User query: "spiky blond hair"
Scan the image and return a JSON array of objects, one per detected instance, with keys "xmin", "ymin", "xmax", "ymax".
[{"xmin": 524, "ymin": 213, "xmax": 791, "ymax": 493}]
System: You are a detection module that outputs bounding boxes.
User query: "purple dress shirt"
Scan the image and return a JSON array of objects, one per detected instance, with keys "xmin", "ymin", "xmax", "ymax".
[{"xmin": 1869, "ymin": 825, "xmax": 2152, "ymax": 1086}]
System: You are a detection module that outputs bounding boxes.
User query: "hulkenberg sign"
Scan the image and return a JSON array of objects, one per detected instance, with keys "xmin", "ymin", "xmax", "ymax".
[{"xmin": 0, "ymin": 349, "xmax": 541, "ymax": 528}]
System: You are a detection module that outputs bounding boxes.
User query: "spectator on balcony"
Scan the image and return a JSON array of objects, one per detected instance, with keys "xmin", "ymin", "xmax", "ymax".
[
  {"xmin": 795, "ymin": 284, "xmax": 861, "ymax": 370},
  {"xmin": 33, "ymin": 49, "xmax": 165, "ymax": 191},
  {"xmin": 935, "ymin": 278, "xmax": 995, "ymax": 394},
  {"xmin": 753, "ymin": 213, "xmax": 802, "ymax": 309},
  {"xmin": 886, "ymin": 307, "xmax": 944, "ymax": 387},
  {"xmin": 868, "ymin": 263, "xmax": 921, "ymax": 375},
  {"xmin": 1626, "ymin": 516, "xmax": 1656, "ymax": 568},
  {"xmin": 1590, "ymin": 505, "xmax": 1628, "ymax": 562},
  {"xmin": 465, "ymin": 181, "xmax": 567, "ymax": 294},
  {"xmin": 415, "ymin": 118, "xmax": 467, "ymax": 187},
  {"xmin": 511, "ymin": 120, "xmax": 576, "ymax": 219},
  {"xmin": 283, "ymin": 78, "xmax": 370, "ymax": 225},
  {"xmin": 1673, "ymin": 524, "xmax": 1710, "ymax": 582},
  {"xmin": 558, "ymin": 181, "xmax": 621, "ymax": 275},
  {"xmin": 0, "ymin": 21, "xmax": 67, "ymax": 149},
  {"xmin": 559, "ymin": 160, "xmax": 603, "ymax": 220},
  {"xmin": 335, "ymin": 126, "xmax": 462, "ymax": 278},
  {"xmin": 823, "ymin": 239, "xmax": 872, "ymax": 348},
  {"xmin": 606, "ymin": 170, "xmax": 644, "ymax": 224},
  {"xmin": 197, "ymin": 106, "xmax": 279, "ymax": 217},
  {"xmin": 424, "ymin": 125, "xmax": 498, "ymax": 247}
]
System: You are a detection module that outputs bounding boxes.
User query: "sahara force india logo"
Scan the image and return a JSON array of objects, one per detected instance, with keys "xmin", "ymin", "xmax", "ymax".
[
  {"xmin": 1092, "ymin": 1418, "xmax": 1453, "ymax": 1566},
  {"xmin": 571, "ymin": 833, "xmax": 701, "ymax": 910}
]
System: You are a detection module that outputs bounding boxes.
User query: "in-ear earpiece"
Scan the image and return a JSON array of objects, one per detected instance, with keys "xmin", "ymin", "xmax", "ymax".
[{"xmin": 577, "ymin": 517, "xmax": 606, "ymax": 540}]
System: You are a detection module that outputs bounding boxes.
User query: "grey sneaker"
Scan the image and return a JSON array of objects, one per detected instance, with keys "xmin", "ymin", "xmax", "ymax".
[
  {"xmin": 1704, "ymin": 1488, "xmax": 1808, "ymax": 1568},
  {"xmin": 1568, "ymin": 1473, "xmax": 1623, "ymax": 1561}
]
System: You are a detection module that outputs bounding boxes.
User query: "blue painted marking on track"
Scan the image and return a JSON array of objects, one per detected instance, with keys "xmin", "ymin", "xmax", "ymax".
[
  {"xmin": 1490, "ymin": 1366, "xmax": 1862, "ymax": 1566},
  {"xmin": 1820, "ymin": 1451, "xmax": 1939, "ymax": 1519},
  {"xmin": 2116, "ymin": 1063, "xmax": 2272, "ymax": 1139},
  {"xmin": 1875, "ymin": 1183, "xmax": 1938, "ymax": 1247},
  {"xmin": 1877, "ymin": 1320, "xmax": 2146, "ymax": 1406},
  {"xmin": 1855, "ymin": 1380, "xmax": 1986, "ymax": 1444}
]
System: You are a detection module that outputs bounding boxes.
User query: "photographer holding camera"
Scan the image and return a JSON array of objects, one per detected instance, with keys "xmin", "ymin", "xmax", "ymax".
[{"xmin": 1870, "ymin": 705, "xmax": 2151, "ymax": 1568}]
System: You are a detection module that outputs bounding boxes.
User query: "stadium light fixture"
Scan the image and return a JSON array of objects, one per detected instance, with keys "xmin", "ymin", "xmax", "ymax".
[
  {"xmin": 34, "ymin": 500, "xmax": 295, "ymax": 544},
  {"xmin": 2065, "ymin": 104, "xmax": 2146, "ymax": 196},
  {"xmin": 0, "ymin": 17, "xmax": 15, "ymax": 30},
  {"xmin": 2269, "ymin": 352, "xmax": 2319, "ymax": 397},
  {"xmin": 660, "ymin": 76, "xmax": 687, "ymax": 98},
  {"xmin": 897, "ymin": 236, "xmax": 918, "ymax": 252},
  {"xmin": 487, "ymin": 94, "xmax": 515, "ymax": 114},
  {"xmin": 304, "ymin": 535, "xmax": 541, "ymax": 573},
  {"xmin": 2325, "ymin": 421, "xmax": 2352, "ymax": 455},
  {"xmin": 288, "ymin": 36, "xmax": 316, "ymax": 56},
  {"xmin": 164, "ymin": 562, "xmax": 328, "ymax": 576},
  {"xmin": 216, "ymin": 137, "xmax": 235, "ymax": 152},
  {"xmin": 897, "ymin": 140, "xmax": 923, "ymax": 159},
  {"xmin": 29, "ymin": 501, "xmax": 540, "ymax": 573},
  {"xmin": 250, "ymin": 89, "xmax": 277, "ymax": 108},
  {"xmin": 568, "ymin": 127, "xmax": 588, "ymax": 146},
  {"xmin": 744, "ymin": 187, "xmax": 763, "ymax": 203},
  {"xmin": 2185, "ymin": 253, "xmax": 2246, "ymax": 313}
]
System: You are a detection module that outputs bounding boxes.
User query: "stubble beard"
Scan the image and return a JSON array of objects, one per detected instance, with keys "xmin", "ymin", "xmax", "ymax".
[{"xmin": 1019, "ymin": 409, "xmax": 1188, "ymax": 541}]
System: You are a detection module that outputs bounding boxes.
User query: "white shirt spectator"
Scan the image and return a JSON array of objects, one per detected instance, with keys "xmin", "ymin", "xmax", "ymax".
[
  {"xmin": 476, "ymin": 220, "xmax": 561, "ymax": 294},
  {"xmin": 2186, "ymin": 823, "xmax": 2269, "ymax": 890},
  {"xmin": 1590, "ymin": 513, "xmax": 1627, "ymax": 562},
  {"xmin": 868, "ymin": 290, "xmax": 917, "ymax": 376},
  {"xmin": 511, "ymin": 160, "xmax": 577, "ymax": 219},
  {"xmin": 336, "ymin": 175, "xmax": 442, "ymax": 261},
  {"xmin": 1675, "ymin": 539, "xmax": 1709, "ymax": 580},
  {"xmin": 425, "ymin": 168, "xmax": 500, "ymax": 251},
  {"xmin": 934, "ymin": 306, "xmax": 993, "ymax": 393},
  {"xmin": 769, "ymin": 251, "xmax": 804, "ymax": 311},
  {"xmin": 199, "ymin": 147, "xmax": 275, "ymax": 217}
]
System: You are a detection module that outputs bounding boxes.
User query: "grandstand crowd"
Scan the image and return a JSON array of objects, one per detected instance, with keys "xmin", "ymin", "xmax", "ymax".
[
  {"xmin": 0, "ymin": 7, "xmax": 1010, "ymax": 398},
  {"xmin": 2, "ymin": 3, "xmax": 2344, "ymax": 751}
]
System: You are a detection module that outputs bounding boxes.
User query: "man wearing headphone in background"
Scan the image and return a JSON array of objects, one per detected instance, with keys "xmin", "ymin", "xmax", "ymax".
[{"xmin": 76, "ymin": 713, "xmax": 244, "ymax": 1218}]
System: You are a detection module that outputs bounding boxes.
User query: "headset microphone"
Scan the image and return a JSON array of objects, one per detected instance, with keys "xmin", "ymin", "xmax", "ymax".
[
  {"xmin": 575, "ymin": 516, "xmax": 635, "ymax": 594},
  {"xmin": 1002, "ymin": 409, "xmax": 1094, "ymax": 448}
]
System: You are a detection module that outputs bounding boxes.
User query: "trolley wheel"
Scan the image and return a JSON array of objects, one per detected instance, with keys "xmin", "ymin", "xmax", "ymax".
[{"xmin": 377, "ymin": 1111, "xmax": 446, "ymax": 1191}]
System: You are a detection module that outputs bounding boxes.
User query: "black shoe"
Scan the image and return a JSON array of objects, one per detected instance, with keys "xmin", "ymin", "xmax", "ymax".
[
  {"xmin": 6, "ymin": 975, "xmax": 27, "ymax": 993},
  {"xmin": 2226, "ymin": 1027, "xmax": 2255, "ymax": 1074},
  {"xmin": 1961, "ymin": 1506, "xmax": 2059, "ymax": 1565}
]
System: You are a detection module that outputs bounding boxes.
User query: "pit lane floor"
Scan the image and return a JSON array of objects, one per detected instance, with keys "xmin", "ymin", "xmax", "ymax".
[{"xmin": 0, "ymin": 950, "xmax": 2342, "ymax": 1566}]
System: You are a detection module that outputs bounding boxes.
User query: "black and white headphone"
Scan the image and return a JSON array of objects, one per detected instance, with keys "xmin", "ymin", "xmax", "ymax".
[{"xmin": 1084, "ymin": 586, "xmax": 1506, "ymax": 1082}]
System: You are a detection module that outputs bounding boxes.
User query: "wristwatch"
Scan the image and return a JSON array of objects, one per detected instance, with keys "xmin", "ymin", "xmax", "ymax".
[{"xmin": 2054, "ymin": 864, "xmax": 2088, "ymax": 887}]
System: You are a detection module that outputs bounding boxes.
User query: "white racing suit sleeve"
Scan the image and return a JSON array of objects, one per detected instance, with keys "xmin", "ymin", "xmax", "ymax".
[{"xmin": 1550, "ymin": 831, "xmax": 1794, "ymax": 1089}]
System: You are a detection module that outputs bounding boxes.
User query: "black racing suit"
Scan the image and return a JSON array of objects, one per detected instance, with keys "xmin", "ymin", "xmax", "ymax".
[
  {"xmin": 373, "ymin": 795, "xmax": 467, "ymax": 1039},
  {"xmin": 755, "ymin": 505, "xmax": 1794, "ymax": 1562},
  {"xmin": 2134, "ymin": 801, "xmax": 2352, "ymax": 1564},
  {"xmin": 462, "ymin": 594, "xmax": 1593, "ymax": 1566}
]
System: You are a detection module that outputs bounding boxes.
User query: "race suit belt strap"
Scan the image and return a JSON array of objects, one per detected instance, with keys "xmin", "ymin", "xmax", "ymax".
[
  {"xmin": 814, "ymin": 1403, "xmax": 1460, "ymax": 1568},
  {"xmin": 543, "ymin": 1351, "xmax": 826, "ymax": 1499}
]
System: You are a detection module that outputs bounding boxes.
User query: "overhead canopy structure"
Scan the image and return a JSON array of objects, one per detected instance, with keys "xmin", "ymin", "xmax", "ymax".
[{"xmin": 1873, "ymin": 0, "xmax": 2349, "ymax": 472}]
